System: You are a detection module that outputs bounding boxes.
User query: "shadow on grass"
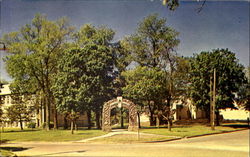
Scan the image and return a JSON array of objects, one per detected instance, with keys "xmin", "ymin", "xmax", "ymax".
[
  {"xmin": 0, "ymin": 146, "xmax": 30, "ymax": 152},
  {"xmin": 76, "ymin": 132, "xmax": 92, "ymax": 135},
  {"xmin": 222, "ymin": 124, "xmax": 250, "ymax": 128},
  {"xmin": 1, "ymin": 129, "xmax": 40, "ymax": 133},
  {"xmin": 67, "ymin": 127, "xmax": 101, "ymax": 130},
  {"xmin": 0, "ymin": 139, "xmax": 11, "ymax": 144}
]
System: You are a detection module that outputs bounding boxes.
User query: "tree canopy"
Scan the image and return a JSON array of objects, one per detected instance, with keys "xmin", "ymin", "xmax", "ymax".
[
  {"xmin": 189, "ymin": 49, "xmax": 247, "ymax": 115},
  {"xmin": 52, "ymin": 24, "xmax": 115, "ymax": 129},
  {"xmin": 2, "ymin": 14, "xmax": 74, "ymax": 130}
]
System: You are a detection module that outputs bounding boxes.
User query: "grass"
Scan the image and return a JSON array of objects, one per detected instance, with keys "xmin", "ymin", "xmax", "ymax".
[
  {"xmin": 0, "ymin": 149, "xmax": 16, "ymax": 157},
  {"xmin": 91, "ymin": 134, "xmax": 174, "ymax": 144},
  {"xmin": 0, "ymin": 123, "xmax": 247, "ymax": 143},
  {"xmin": 140, "ymin": 124, "xmax": 246, "ymax": 138},
  {"xmin": 0, "ymin": 128, "xmax": 106, "ymax": 142}
]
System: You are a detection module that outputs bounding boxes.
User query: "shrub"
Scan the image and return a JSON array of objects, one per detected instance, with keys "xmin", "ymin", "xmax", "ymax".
[{"xmin": 27, "ymin": 122, "xmax": 36, "ymax": 129}]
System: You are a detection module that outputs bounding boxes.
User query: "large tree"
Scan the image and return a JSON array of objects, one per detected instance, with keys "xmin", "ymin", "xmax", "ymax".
[
  {"xmin": 189, "ymin": 49, "xmax": 247, "ymax": 124},
  {"xmin": 53, "ymin": 24, "xmax": 115, "ymax": 130},
  {"xmin": 122, "ymin": 14, "xmax": 188, "ymax": 130},
  {"xmin": 122, "ymin": 66, "xmax": 167, "ymax": 126},
  {"xmin": 236, "ymin": 67, "xmax": 250, "ymax": 111},
  {"xmin": 2, "ymin": 14, "xmax": 73, "ymax": 130}
]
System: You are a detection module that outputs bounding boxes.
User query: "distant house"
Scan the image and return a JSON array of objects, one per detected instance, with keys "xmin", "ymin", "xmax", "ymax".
[
  {"xmin": 0, "ymin": 84, "xmax": 88, "ymax": 128},
  {"xmin": 173, "ymin": 99, "xmax": 249, "ymax": 122}
]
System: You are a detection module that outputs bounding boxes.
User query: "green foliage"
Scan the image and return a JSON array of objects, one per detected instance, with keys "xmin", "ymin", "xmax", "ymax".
[
  {"xmin": 2, "ymin": 14, "xmax": 74, "ymax": 130},
  {"xmin": 189, "ymin": 49, "xmax": 247, "ymax": 112},
  {"xmin": 236, "ymin": 67, "xmax": 250, "ymax": 110},
  {"xmin": 53, "ymin": 24, "xmax": 115, "ymax": 119},
  {"xmin": 27, "ymin": 122, "xmax": 36, "ymax": 128},
  {"xmin": 123, "ymin": 13, "xmax": 179, "ymax": 68},
  {"xmin": 6, "ymin": 103, "xmax": 33, "ymax": 130},
  {"xmin": 122, "ymin": 66, "xmax": 167, "ymax": 104},
  {"xmin": 122, "ymin": 14, "xmax": 187, "ymax": 128}
]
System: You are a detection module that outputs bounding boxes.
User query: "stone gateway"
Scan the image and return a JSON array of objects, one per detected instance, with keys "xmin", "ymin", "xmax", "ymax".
[{"xmin": 102, "ymin": 97, "xmax": 138, "ymax": 132}]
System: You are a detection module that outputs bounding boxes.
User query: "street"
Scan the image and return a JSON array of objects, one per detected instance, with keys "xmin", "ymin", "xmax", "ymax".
[{"xmin": 1, "ymin": 130, "xmax": 249, "ymax": 157}]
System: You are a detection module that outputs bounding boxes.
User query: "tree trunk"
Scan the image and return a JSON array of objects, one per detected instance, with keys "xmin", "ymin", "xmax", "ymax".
[
  {"xmin": 63, "ymin": 114, "xmax": 68, "ymax": 129},
  {"xmin": 45, "ymin": 96, "xmax": 51, "ymax": 131},
  {"xmin": 148, "ymin": 103, "xmax": 156, "ymax": 126},
  {"xmin": 87, "ymin": 110, "xmax": 92, "ymax": 130},
  {"xmin": 53, "ymin": 106, "xmax": 58, "ymax": 129},
  {"xmin": 137, "ymin": 112, "xmax": 141, "ymax": 128},
  {"xmin": 167, "ymin": 118, "xmax": 171, "ymax": 131},
  {"xmin": 120, "ymin": 108, "xmax": 124, "ymax": 128},
  {"xmin": 215, "ymin": 111, "xmax": 220, "ymax": 126},
  {"xmin": 74, "ymin": 120, "xmax": 78, "ymax": 131},
  {"xmin": 95, "ymin": 111, "xmax": 101, "ymax": 129},
  {"xmin": 20, "ymin": 119, "xmax": 23, "ymax": 130},
  {"xmin": 149, "ymin": 113, "xmax": 156, "ymax": 126},
  {"xmin": 71, "ymin": 120, "xmax": 74, "ymax": 134}
]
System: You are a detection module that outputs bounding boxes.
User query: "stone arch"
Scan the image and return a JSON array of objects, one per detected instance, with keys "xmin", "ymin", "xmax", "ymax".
[{"xmin": 102, "ymin": 97, "xmax": 138, "ymax": 132}]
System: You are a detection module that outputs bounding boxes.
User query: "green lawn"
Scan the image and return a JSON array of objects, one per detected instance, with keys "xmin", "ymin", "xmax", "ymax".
[
  {"xmin": 140, "ymin": 125, "xmax": 245, "ymax": 138},
  {"xmin": 0, "ymin": 150, "xmax": 15, "ymax": 157},
  {"xmin": 0, "ymin": 124, "xmax": 247, "ymax": 143},
  {"xmin": 0, "ymin": 128, "xmax": 106, "ymax": 142},
  {"xmin": 91, "ymin": 134, "xmax": 174, "ymax": 144}
]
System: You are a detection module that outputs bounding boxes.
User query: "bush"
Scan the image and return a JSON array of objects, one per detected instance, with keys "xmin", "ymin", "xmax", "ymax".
[{"xmin": 27, "ymin": 122, "xmax": 36, "ymax": 129}]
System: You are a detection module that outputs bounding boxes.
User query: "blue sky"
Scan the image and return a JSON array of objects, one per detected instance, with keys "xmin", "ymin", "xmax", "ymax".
[{"xmin": 0, "ymin": 0, "xmax": 249, "ymax": 81}]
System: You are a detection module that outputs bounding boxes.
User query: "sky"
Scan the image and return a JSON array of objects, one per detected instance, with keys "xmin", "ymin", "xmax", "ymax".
[{"xmin": 0, "ymin": 0, "xmax": 249, "ymax": 81}]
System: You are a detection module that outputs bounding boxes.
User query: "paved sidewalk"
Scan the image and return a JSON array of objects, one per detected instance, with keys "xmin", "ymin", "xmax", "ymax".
[{"xmin": 75, "ymin": 129, "xmax": 180, "ymax": 142}]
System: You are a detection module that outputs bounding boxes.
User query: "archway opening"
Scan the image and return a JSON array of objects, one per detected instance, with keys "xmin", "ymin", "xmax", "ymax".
[{"xmin": 110, "ymin": 107, "xmax": 129, "ymax": 130}]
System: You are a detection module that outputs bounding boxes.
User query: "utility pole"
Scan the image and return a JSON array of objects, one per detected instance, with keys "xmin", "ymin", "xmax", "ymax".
[
  {"xmin": 210, "ymin": 76, "xmax": 214, "ymax": 130},
  {"xmin": 210, "ymin": 68, "xmax": 216, "ymax": 130}
]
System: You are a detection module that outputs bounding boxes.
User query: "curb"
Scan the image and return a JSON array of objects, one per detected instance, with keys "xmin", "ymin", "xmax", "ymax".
[{"xmin": 185, "ymin": 128, "xmax": 249, "ymax": 139}]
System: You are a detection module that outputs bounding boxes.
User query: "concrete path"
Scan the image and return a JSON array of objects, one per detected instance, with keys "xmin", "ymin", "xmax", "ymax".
[
  {"xmin": 1, "ymin": 129, "xmax": 249, "ymax": 157},
  {"xmin": 75, "ymin": 129, "xmax": 179, "ymax": 142}
]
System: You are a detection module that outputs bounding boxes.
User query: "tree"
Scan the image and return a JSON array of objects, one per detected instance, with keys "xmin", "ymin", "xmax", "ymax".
[
  {"xmin": 122, "ymin": 14, "xmax": 187, "ymax": 130},
  {"xmin": 53, "ymin": 24, "xmax": 115, "ymax": 131},
  {"xmin": 122, "ymin": 66, "xmax": 167, "ymax": 126},
  {"xmin": 6, "ymin": 101, "xmax": 33, "ymax": 130},
  {"xmin": 123, "ymin": 14, "xmax": 179, "ymax": 68},
  {"xmin": 2, "ymin": 14, "xmax": 74, "ymax": 130},
  {"xmin": 189, "ymin": 49, "xmax": 247, "ymax": 125},
  {"xmin": 236, "ymin": 67, "xmax": 250, "ymax": 111}
]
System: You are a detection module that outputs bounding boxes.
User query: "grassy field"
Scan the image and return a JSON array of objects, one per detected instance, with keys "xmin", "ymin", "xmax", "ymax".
[
  {"xmin": 91, "ymin": 134, "xmax": 174, "ymax": 144},
  {"xmin": 91, "ymin": 123, "xmax": 248, "ymax": 143},
  {"xmin": 0, "ymin": 128, "xmax": 106, "ymax": 142},
  {"xmin": 140, "ymin": 124, "xmax": 246, "ymax": 138},
  {"xmin": 0, "ymin": 123, "xmax": 247, "ymax": 143}
]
